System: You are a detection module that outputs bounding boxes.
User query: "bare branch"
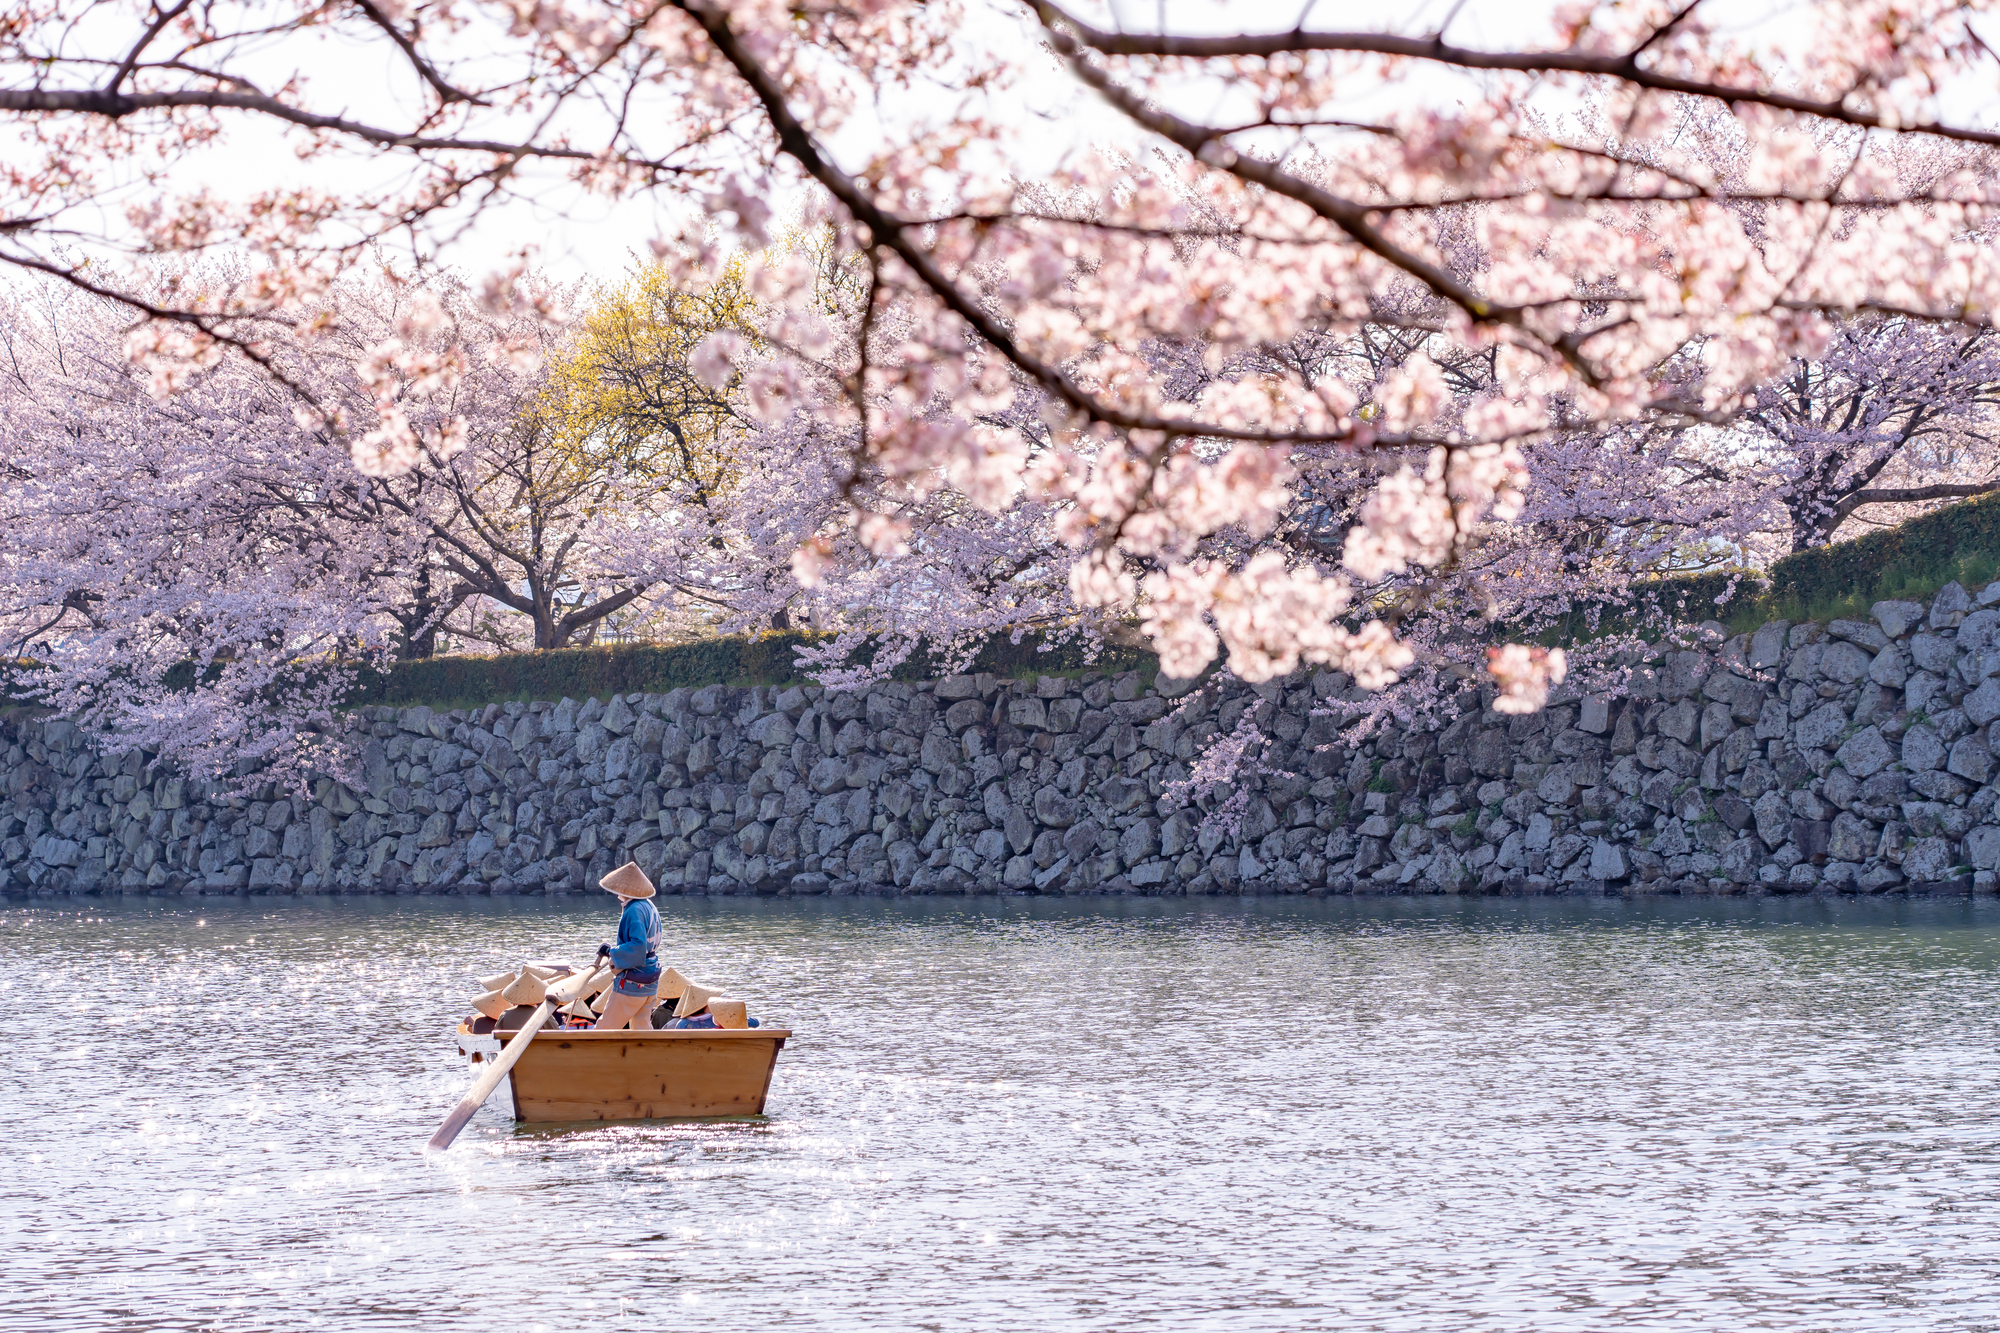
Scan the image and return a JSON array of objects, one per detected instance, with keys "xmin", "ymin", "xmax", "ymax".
[{"xmin": 1030, "ymin": 0, "xmax": 2000, "ymax": 150}]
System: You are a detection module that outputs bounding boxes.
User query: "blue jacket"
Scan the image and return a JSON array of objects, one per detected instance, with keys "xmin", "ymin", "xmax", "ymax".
[{"xmin": 609, "ymin": 897, "xmax": 663, "ymax": 995}]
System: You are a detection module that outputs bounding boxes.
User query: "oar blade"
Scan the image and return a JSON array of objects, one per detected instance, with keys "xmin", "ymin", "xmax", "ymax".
[{"xmin": 425, "ymin": 962, "xmax": 608, "ymax": 1151}]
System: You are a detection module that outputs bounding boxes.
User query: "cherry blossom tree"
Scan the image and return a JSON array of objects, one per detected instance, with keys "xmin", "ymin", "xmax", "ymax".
[
  {"xmin": 1743, "ymin": 318, "xmax": 2000, "ymax": 548},
  {"xmin": 8, "ymin": 0, "xmax": 2000, "ymax": 733},
  {"xmin": 307, "ymin": 280, "xmax": 706, "ymax": 654},
  {"xmin": 0, "ymin": 282, "xmax": 399, "ymax": 783}
]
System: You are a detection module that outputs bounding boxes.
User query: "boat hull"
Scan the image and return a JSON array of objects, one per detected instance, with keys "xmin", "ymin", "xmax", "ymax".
[{"xmin": 496, "ymin": 1028, "xmax": 790, "ymax": 1122}]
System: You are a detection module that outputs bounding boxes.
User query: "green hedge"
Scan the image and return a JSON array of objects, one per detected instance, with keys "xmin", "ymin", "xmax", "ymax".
[
  {"xmin": 0, "ymin": 659, "xmax": 40, "ymax": 707},
  {"xmin": 1767, "ymin": 489, "xmax": 2000, "ymax": 610},
  {"xmin": 1533, "ymin": 492, "xmax": 2000, "ymax": 643},
  {"xmin": 349, "ymin": 630, "xmax": 1160, "ymax": 708},
  {"xmin": 1534, "ymin": 569, "xmax": 1751, "ymax": 643}
]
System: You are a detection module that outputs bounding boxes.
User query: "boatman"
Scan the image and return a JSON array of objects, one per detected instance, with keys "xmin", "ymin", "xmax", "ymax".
[{"xmin": 593, "ymin": 861, "xmax": 664, "ymax": 1030}]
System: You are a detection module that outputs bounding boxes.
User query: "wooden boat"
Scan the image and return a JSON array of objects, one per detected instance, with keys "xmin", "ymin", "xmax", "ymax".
[{"xmin": 455, "ymin": 1018, "xmax": 790, "ymax": 1122}]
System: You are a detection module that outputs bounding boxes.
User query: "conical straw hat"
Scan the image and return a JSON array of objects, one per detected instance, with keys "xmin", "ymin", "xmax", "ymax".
[
  {"xmin": 600, "ymin": 862, "xmax": 655, "ymax": 898},
  {"xmin": 560, "ymin": 996, "xmax": 594, "ymax": 1018},
  {"xmin": 521, "ymin": 963, "xmax": 564, "ymax": 981},
  {"xmin": 660, "ymin": 967, "xmax": 689, "ymax": 1000},
  {"xmin": 500, "ymin": 970, "xmax": 548, "ymax": 1006},
  {"xmin": 470, "ymin": 989, "xmax": 510, "ymax": 1021},
  {"xmin": 674, "ymin": 979, "xmax": 718, "ymax": 1019},
  {"xmin": 709, "ymin": 998, "xmax": 748, "ymax": 1029},
  {"xmin": 589, "ymin": 988, "xmax": 612, "ymax": 1014},
  {"xmin": 479, "ymin": 969, "xmax": 518, "ymax": 992}
]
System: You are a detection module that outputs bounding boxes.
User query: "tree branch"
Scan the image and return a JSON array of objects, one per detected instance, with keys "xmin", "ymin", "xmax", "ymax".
[
  {"xmin": 1030, "ymin": 0, "xmax": 2000, "ymax": 151},
  {"xmin": 677, "ymin": 1, "xmax": 1376, "ymax": 448},
  {"xmin": 102, "ymin": 0, "xmax": 195, "ymax": 95},
  {"xmin": 349, "ymin": 0, "xmax": 491, "ymax": 108},
  {"xmin": 1846, "ymin": 480, "xmax": 2000, "ymax": 507},
  {"xmin": 0, "ymin": 87, "xmax": 633, "ymax": 162}
]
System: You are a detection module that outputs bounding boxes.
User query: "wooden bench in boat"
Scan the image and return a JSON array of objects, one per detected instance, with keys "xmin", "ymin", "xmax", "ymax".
[{"xmin": 455, "ymin": 1023, "xmax": 790, "ymax": 1122}]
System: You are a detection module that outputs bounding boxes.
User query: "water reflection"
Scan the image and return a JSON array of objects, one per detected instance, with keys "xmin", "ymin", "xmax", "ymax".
[{"xmin": 6, "ymin": 894, "xmax": 2000, "ymax": 1330}]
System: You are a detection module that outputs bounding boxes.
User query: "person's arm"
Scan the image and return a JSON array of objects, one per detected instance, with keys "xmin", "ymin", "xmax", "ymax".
[{"xmin": 608, "ymin": 902, "xmax": 650, "ymax": 969}]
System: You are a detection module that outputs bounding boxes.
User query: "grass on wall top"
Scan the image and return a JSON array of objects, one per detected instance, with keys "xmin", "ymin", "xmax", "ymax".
[
  {"xmin": 351, "ymin": 630, "xmax": 1163, "ymax": 711},
  {"xmin": 1537, "ymin": 490, "xmax": 2000, "ymax": 646}
]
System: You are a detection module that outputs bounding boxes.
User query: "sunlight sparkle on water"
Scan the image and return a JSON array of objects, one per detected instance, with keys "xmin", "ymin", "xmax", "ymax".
[{"xmin": 7, "ymin": 893, "xmax": 2000, "ymax": 1331}]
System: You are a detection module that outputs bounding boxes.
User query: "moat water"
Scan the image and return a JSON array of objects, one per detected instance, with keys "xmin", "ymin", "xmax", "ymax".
[{"xmin": 6, "ymin": 893, "xmax": 2000, "ymax": 1331}]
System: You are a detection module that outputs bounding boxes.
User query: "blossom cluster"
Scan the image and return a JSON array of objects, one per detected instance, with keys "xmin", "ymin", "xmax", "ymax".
[{"xmin": 4, "ymin": 0, "xmax": 2000, "ymax": 755}]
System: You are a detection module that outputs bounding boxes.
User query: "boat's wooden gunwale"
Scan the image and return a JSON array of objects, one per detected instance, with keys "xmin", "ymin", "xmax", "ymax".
[{"xmin": 491, "ymin": 1026, "xmax": 792, "ymax": 1043}]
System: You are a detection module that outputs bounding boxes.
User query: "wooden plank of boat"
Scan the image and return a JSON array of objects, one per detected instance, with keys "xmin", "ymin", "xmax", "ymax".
[
  {"xmin": 500, "ymin": 1028, "xmax": 791, "ymax": 1122},
  {"xmin": 426, "ymin": 963, "xmax": 606, "ymax": 1150}
]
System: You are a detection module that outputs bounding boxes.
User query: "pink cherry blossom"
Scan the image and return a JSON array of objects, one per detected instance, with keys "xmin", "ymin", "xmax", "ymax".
[{"xmin": 3, "ymin": 0, "xmax": 1999, "ymax": 764}]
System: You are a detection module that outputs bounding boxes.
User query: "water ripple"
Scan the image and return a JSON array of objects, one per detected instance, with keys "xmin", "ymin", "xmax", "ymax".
[{"xmin": 5, "ymin": 895, "xmax": 2000, "ymax": 1331}]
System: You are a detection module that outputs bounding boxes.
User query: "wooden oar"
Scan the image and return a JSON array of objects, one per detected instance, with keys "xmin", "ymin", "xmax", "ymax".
[{"xmin": 426, "ymin": 962, "xmax": 607, "ymax": 1151}]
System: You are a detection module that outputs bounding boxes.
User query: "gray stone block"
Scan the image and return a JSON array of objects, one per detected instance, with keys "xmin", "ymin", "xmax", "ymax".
[
  {"xmin": 1006, "ymin": 697, "xmax": 1048, "ymax": 731},
  {"xmin": 1793, "ymin": 703, "xmax": 1848, "ymax": 752},
  {"xmin": 600, "ymin": 696, "xmax": 636, "ymax": 736},
  {"xmin": 1958, "ymin": 609, "xmax": 2000, "ymax": 654},
  {"xmin": 1660, "ymin": 651, "xmax": 1711, "ymax": 699},
  {"xmin": 1904, "ymin": 726, "xmax": 1946, "ymax": 771},
  {"xmin": 1819, "ymin": 642, "xmax": 1873, "ymax": 685},
  {"xmin": 1754, "ymin": 791, "xmax": 1792, "ymax": 848},
  {"xmin": 1858, "ymin": 862, "xmax": 1904, "ymax": 891},
  {"xmin": 1721, "ymin": 838, "xmax": 1760, "ymax": 883},
  {"xmin": 1749, "ymin": 621, "xmax": 1789, "ymax": 669},
  {"xmin": 1657, "ymin": 701, "xmax": 1698, "ymax": 744},
  {"xmin": 1965, "ymin": 679, "xmax": 2000, "ymax": 727},
  {"xmin": 1903, "ymin": 836, "xmax": 1957, "ymax": 882},
  {"xmin": 1033, "ymin": 787, "xmax": 1080, "ymax": 828},
  {"xmin": 808, "ymin": 756, "xmax": 852, "ymax": 794},
  {"xmin": 1868, "ymin": 645, "xmax": 1909, "ymax": 688},
  {"xmin": 749, "ymin": 713, "xmax": 796, "ymax": 748},
  {"xmin": 1701, "ymin": 701, "xmax": 1735, "ymax": 750},
  {"xmin": 1119, "ymin": 820, "xmax": 1159, "ymax": 864},
  {"xmin": 1005, "ymin": 807, "xmax": 1035, "ymax": 855},
  {"xmin": 1834, "ymin": 727, "xmax": 1894, "ymax": 778},
  {"xmin": 934, "ymin": 675, "xmax": 979, "ymax": 701},
  {"xmin": 1719, "ymin": 727, "xmax": 1759, "ymax": 773},
  {"xmin": 1949, "ymin": 737, "xmax": 1994, "ymax": 784},
  {"xmin": 1828, "ymin": 619, "xmax": 1890, "ymax": 652},
  {"xmin": 1873, "ymin": 601, "xmax": 1926, "ymax": 639},
  {"xmin": 1537, "ymin": 767, "xmax": 1578, "ymax": 805},
  {"xmin": 1828, "ymin": 812, "xmax": 1874, "ymax": 862},
  {"xmin": 1912, "ymin": 633, "xmax": 1956, "ymax": 675},
  {"xmin": 1964, "ymin": 826, "xmax": 2000, "ymax": 871},
  {"xmin": 1931, "ymin": 581, "xmax": 1973, "ymax": 630}
]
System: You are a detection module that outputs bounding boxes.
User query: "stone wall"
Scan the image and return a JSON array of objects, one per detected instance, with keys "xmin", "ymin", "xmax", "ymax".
[{"xmin": 9, "ymin": 581, "xmax": 2000, "ymax": 898}]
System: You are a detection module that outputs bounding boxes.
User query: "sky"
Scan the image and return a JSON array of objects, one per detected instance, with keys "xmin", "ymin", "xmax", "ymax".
[{"xmin": 16, "ymin": 0, "xmax": 1578, "ymax": 286}]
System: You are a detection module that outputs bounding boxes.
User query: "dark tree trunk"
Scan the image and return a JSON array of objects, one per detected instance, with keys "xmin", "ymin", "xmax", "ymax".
[{"xmin": 394, "ymin": 563, "xmax": 463, "ymax": 660}]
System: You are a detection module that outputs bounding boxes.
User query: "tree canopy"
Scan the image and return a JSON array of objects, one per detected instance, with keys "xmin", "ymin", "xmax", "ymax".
[{"xmin": 8, "ymin": 0, "xmax": 2000, "ymax": 775}]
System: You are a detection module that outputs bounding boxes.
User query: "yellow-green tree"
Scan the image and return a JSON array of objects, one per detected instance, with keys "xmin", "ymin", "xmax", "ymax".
[
  {"xmin": 341, "ymin": 266, "xmax": 766, "ymax": 654},
  {"xmin": 537, "ymin": 260, "xmax": 754, "ymax": 514}
]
